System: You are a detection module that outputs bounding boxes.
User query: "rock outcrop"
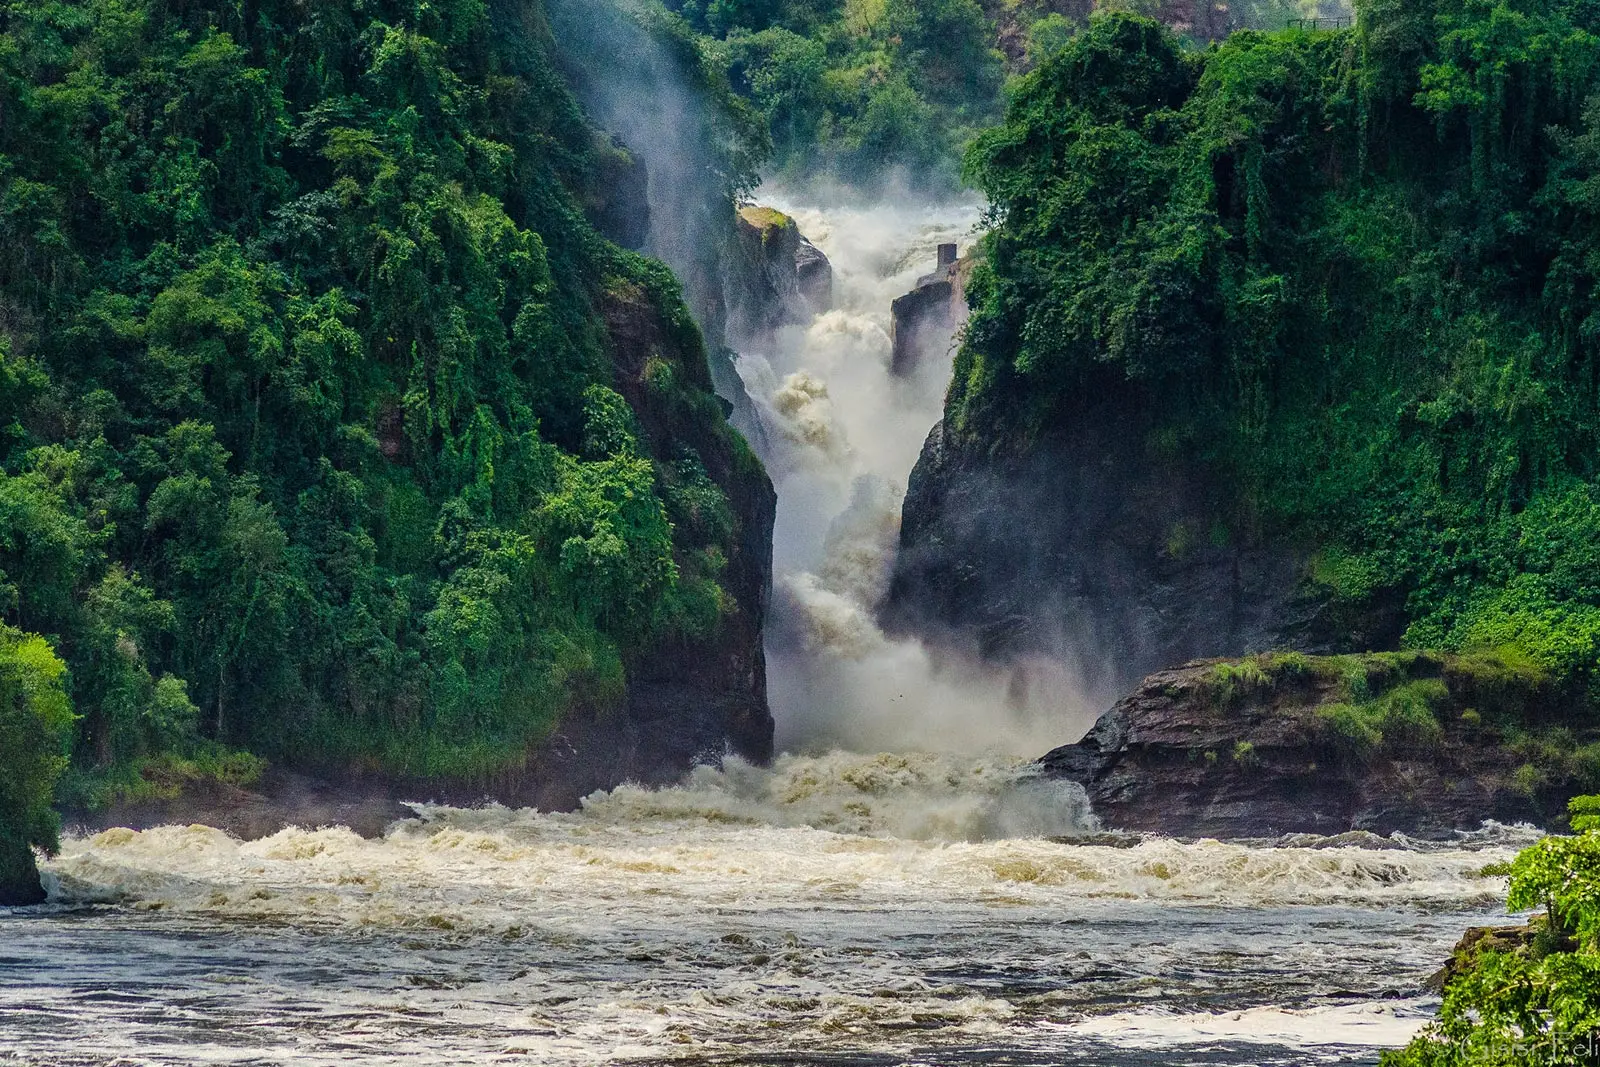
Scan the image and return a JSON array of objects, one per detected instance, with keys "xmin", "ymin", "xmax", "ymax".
[
  {"xmin": 723, "ymin": 205, "xmax": 832, "ymax": 347},
  {"xmin": 890, "ymin": 244, "xmax": 971, "ymax": 376},
  {"xmin": 795, "ymin": 235, "xmax": 832, "ymax": 314},
  {"xmin": 1040, "ymin": 652, "xmax": 1583, "ymax": 838},
  {"xmin": 595, "ymin": 281, "xmax": 778, "ymax": 774},
  {"xmin": 1, "ymin": 838, "xmax": 46, "ymax": 906},
  {"xmin": 1426, "ymin": 922, "xmax": 1550, "ymax": 993},
  {"xmin": 886, "ymin": 405, "xmax": 1333, "ymax": 707}
]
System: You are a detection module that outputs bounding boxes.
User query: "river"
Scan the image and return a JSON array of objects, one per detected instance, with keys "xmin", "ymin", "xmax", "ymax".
[
  {"xmin": 5, "ymin": 754, "xmax": 1526, "ymax": 1065},
  {"xmin": 0, "ymin": 201, "xmax": 1527, "ymax": 1066}
]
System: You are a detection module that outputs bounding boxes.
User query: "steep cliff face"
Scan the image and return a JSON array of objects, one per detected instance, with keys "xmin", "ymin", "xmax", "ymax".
[
  {"xmin": 594, "ymin": 281, "xmax": 777, "ymax": 788},
  {"xmin": 724, "ymin": 205, "xmax": 831, "ymax": 347},
  {"xmin": 890, "ymin": 247, "xmax": 973, "ymax": 377},
  {"xmin": 887, "ymin": 404, "xmax": 1329, "ymax": 706},
  {"xmin": 1042, "ymin": 653, "xmax": 1585, "ymax": 838}
]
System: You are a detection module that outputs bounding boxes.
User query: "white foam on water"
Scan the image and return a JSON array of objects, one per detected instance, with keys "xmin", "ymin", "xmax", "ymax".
[
  {"xmin": 1066, "ymin": 999, "xmax": 1435, "ymax": 1049},
  {"xmin": 19, "ymin": 758, "xmax": 1524, "ymax": 1065},
  {"xmin": 41, "ymin": 754, "xmax": 1521, "ymax": 933}
]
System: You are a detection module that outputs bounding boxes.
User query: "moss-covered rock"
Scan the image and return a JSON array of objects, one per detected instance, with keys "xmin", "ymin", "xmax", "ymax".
[
  {"xmin": 1041, "ymin": 651, "xmax": 1597, "ymax": 838},
  {"xmin": 724, "ymin": 204, "xmax": 820, "ymax": 347}
]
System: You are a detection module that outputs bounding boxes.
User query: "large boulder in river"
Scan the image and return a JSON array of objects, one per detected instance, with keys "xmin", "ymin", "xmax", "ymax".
[{"xmin": 1040, "ymin": 651, "xmax": 1592, "ymax": 838}]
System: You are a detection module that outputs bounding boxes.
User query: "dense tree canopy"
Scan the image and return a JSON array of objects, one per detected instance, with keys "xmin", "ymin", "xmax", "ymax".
[
  {"xmin": 955, "ymin": 3, "xmax": 1600, "ymax": 727},
  {"xmin": 0, "ymin": 0, "xmax": 763, "ymax": 803}
]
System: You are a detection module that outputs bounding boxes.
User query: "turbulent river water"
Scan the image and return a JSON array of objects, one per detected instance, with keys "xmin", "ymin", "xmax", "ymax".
[
  {"xmin": 3, "ymin": 755, "xmax": 1528, "ymax": 1065},
  {"xmin": 0, "ymin": 200, "xmax": 1530, "ymax": 1066}
]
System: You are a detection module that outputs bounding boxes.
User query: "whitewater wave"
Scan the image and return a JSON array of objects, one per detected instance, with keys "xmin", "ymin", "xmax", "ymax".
[
  {"xmin": 1065, "ymin": 1000, "xmax": 1436, "ymax": 1049},
  {"xmin": 41, "ymin": 752, "xmax": 1521, "ymax": 935}
]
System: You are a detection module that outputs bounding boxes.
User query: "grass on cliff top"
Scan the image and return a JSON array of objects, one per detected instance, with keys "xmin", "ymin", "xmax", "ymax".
[
  {"xmin": 738, "ymin": 204, "xmax": 796, "ymax": 237},
  {"xmin": 1196, "ymin": 649, "xmax": 1597, "ymax": 771}
]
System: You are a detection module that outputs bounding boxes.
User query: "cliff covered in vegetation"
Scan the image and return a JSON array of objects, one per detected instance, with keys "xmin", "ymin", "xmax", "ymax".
[
  {"xmin": 893, "ymin": 3, "xmax": 1600, "ymax": 723},
  {"xmin": 0, "ymin": 0, "xmax": 777, "ymax": 899}
]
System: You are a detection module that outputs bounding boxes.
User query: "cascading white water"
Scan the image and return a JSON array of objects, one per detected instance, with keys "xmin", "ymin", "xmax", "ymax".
[{"xmin": 732, "ymin": 197, "xmax": 1100, "ymax": 758}]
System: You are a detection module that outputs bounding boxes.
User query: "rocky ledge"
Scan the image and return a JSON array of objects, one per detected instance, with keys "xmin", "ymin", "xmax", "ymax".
[{"xmin": 1041, "ymin": 651, "xmax": 1594, "ymax": 838}]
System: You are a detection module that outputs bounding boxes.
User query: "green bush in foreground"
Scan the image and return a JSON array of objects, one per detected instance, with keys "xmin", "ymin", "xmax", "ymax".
[
  {"xmin": 1386, "ymin": 796, "xmax": 1600, "ymax": 1066},
  {"xmin": 0, "ymin": 625, "xmax": 74, "ymax": 904}
]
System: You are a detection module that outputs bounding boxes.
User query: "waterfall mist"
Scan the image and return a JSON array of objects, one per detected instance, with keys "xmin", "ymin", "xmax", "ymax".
[{"xmin": 735, "ymin": 196, "xmax": 1101, "ymax": 758}]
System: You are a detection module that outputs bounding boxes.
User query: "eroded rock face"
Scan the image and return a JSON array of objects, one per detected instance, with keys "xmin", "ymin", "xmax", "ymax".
[
  {"xmin": 1039, "ymin": 654, "xmax": 1573, "ymax": 838},
  {"xmin": 725, "ymin": 206, "xmax": 806, "ymax": 345},
  {"xmin": 723, "ymin": 205, "xmax": 833, "ymax": 349},
  {"xmin": 887, "ymin": 407, "xmax": 1328, "ymax": 707},
  {"xmin": 596, "ymin": 282, "xmax": 778, "ymax": 776},
  {"xmin": 0, "ymin": 838, "xmax": 45, "ymax": 906},
  {"xmin": 796, "ymin": 236, "xmax": 833, "ymax": 315},
  {"xmin": 889, "ymin": 249, "xmax": 971, "ymax": 376}
]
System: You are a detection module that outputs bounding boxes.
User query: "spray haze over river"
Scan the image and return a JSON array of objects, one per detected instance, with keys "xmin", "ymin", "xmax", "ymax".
[{"xmin": 0, "ymin": 197, "xmax": 1526, "ymax": 1066}]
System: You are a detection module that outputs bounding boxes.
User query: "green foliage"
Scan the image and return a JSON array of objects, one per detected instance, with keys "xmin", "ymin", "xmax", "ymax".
[
  {"xmin": 1386, "ymin": 795, "xmax": 1600, "ymax": 1066},
  {"xmin": 1505, "ymin": 727, "xmax": 1600, "ymax": 798},
  {"xmin": 692, "ymin": 0, "xmax": 1005, "ymax": 191},
  {"xmin": 1204, "ymin": 657, "xmax": 1274, "ymax": 705},
  {"xmin": 0, "ymin": 625, "xmax": 75, "ymax": 860},
  {"xmin": 955, "ymin": 4, "xmax": 1600, "ymax": 698},
  {"xmin": 1027, "ymin": 14, "xmax": 1079, "ymax": 65},
  {"xmin": 0, "ymin": 0, "xmax": 760, "ymax": 791},
  {"xmin": 1316, "ymin": 678, "xmax": 1449, "ymax": 756}
]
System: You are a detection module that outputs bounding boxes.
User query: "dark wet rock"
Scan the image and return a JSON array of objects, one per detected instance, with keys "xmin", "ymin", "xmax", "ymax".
[
  {"xmin": 885, "ymin": 403, "xmax": 1350, "ymax": 708},
  {"xmin": 67, "ymin": 769, "xmax": 415, "ymax": 841},
  {"xmin": 0, "ymin": 836, "xmax": 46, "ymax": 906},
  {"xmin": 889, "ymin": 249, "xmax": 972, "ymax": 377},
  {"xmin": 724, "ymin": 205, "xmax": 821, "ymax": 348},
  {"xmin": 597, "ymin": 282, "xmax": 778, "ymax": 776},
  {"xmin": 1046, "ymin": 831, "xmax": 1144, "ymax": 849},
  {"xmin": 1038, "ymin": 654, "xmax": 1580, "ymax": 839},
  {"xmin": 796, "ymin": 235, "xmax": 833, "ymax": 314},
  {"xmin": 1426, "ymin": 921, "xmax": 1558, "ymax": 993}
]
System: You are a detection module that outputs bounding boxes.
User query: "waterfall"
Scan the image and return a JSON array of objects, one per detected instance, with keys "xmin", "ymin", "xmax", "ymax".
[{"xmin": 728, "ymin": 197, "xmax": 1096, "ymax": 756}]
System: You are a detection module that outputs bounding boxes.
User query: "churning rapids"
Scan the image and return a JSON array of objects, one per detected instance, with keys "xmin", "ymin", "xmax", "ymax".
[
  {"xmin": 2, "ymin": 757, "xmax": 1532, "ymax": 1066},
  {"xmin": 0, "ymin": 202, "xmax": 1531, "ymax": 1066}
]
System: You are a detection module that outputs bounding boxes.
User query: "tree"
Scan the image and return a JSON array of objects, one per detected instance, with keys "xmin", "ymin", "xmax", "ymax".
[{"xmin": 0, "ymin": 626, "xmax": 75, "ymax": 906}]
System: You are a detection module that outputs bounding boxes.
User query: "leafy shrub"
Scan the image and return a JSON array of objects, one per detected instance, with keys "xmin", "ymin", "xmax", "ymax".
[
  {"xmin": 1316, "ymin": 679, "xmax": 1447, "ymax": 757},
  {"xmin": 0, "ymin": 626, "xmax": 75, "ymax": 886},
  {"xmin": 1386, "ymin": 795, "xmax": 1600, "ymax": 1066},
  {"xmin": 1205, "ymin": 658, "xmax": 1274, "ymax": 706}
]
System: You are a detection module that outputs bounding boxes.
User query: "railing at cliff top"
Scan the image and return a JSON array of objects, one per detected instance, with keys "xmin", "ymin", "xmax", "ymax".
[{"xmin": 1287, "ymin": 16, "xmax": 1353, "ymax": 31}]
